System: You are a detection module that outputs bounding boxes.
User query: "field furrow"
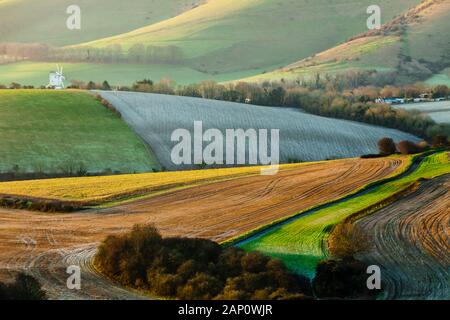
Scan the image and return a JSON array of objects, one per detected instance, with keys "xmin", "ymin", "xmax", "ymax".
[
  {"xmin": 0, "ymin": 157, "xmax": 406, "ymax": 298},
  {"xmin": 239, "ymin": 152, "xmax": 450, "ymax": 279},
  {"xmin": 355, "ymin": 175, "xmax": 450, "ymax": 299},
  {"xmin": 97, "ymin": 91, "xmax": 419, "ymax": 170}
]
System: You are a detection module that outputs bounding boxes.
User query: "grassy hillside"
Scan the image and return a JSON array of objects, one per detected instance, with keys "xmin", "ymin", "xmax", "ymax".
[
  {"xmin": 97, "ymin": 91, "xmax": 419, "ymax": 170},
  {"xmin": 239, "ymin": 151, "xmax": 450, "ymax": 278},
  {"xmin": 426, "ymin": 67, "xmax": 450, "ymax": 86},
  {"xmin": 79, "ymin": 0, "xmax": 419, "ymax": 75},
  {"xmin": 242, "ymin": 0, "xmax": 450, "ymax": 84},
  {"xmin": 0, "ymin": 90, "xmax": 159, "ymax": 174},
  {"xmin": 0, "ymin": 0, "xmax": 205, "ymax": 45},
  {"xmin": 0, "ymin": 0, "xmax": 420, "ymax": 85},
  {"xmin": 0, "ymin": 61, "xmax": 264, "ymax": 87}
]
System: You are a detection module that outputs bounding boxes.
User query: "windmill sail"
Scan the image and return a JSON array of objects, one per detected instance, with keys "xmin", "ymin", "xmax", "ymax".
[{"xmin": 47, "ymin": 65, "xmax": 65, "ymax": 89}]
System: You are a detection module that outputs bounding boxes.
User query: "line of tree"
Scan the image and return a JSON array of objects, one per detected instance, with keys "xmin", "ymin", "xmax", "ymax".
[
  {"xmin": 108, "ymin": 77, "xmax": 450, "ymax": 139},
  {"xmin": 0, "ymin": 42, "xmax": 184, "ymax": 64},
  {"xmin": 3, "ymin": 71, "xmax": 449, "ymax": 139},
  {"xmin": 378, "ymin": 135, "xmax": 448, "ymax": 156},
  {"xmin": 94, "ymin": 224, "xmax": 313, "ymax": 300}
]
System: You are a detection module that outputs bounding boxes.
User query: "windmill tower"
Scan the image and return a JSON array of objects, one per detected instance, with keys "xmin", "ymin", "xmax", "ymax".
[{"xmin": 47, "ymin": 65, "xmax": 65, "ymax": 89}]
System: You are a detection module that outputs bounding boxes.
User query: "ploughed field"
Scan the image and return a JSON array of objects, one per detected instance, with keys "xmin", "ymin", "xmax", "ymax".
[
  {"xmin": 97, "ymin": 91, "xmax": 419, "ymax": 170},
  {"xmin": 392, "ymin": 101, "xmax": 450, "ymax": 124},
  {"xmin": 0, "ymin": 156, "xmax": 408, "ymax": 298},
  {"xmin": 0, "ymin": 164, "xmax": 275, "ymax": 205},
  {"xmin": 239, "ymin": 152, "xmax": 450, "ymax": 279},
  {"xmin": 355, "ymin": 174, "xmax": 450, "ymax": 300}
]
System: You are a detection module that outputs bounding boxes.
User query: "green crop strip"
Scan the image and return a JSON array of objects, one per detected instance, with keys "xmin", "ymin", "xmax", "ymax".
[{"xmin": 239, "ymin": 152, "xmax": 450, "ymax": 278}]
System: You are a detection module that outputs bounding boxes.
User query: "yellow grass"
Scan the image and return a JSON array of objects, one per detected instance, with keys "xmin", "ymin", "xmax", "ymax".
[{"xmin": 0, "ymin": 163, "xmax": 307, "ymax": 203}]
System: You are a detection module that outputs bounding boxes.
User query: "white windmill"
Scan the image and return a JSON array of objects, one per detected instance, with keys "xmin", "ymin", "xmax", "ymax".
[{"xmin": 47, "ymin": 65, "xmax": 65, "ymax": 89}]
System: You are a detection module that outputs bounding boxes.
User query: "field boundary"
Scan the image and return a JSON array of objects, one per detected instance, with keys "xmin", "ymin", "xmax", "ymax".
[
  {"xmin": 222, "ymin": 150, "xmax": 437, "ymax": 247},
  {"xmin": 0, "ymin": 168, "xmax": 270, "ymax": 212}
]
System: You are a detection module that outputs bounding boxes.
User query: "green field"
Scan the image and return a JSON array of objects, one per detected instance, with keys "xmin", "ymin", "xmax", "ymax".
[
  {"xmin": 0, "ymin": 0, "xmax": 205, "ymax": 45},
  {"xmin": 242, "ymin": 1, "xmax": 450, "ymax": 85},
  {"xmin": 239, "ymin": 152, "xmax": 450, "ymax": 278},
  {"xmin": 80, "ymin": 0, "xmax": 418, "ymax": 75},
  {"xmin": 0, "ymin": 0, "xmax": 421, "ymax": 85},
  {"xmin": 426, "ymin": 68, "xmax": 450, "ymax": 86},
  {"xmin": 239, "ymin": 36, "xmax": 398, "ymax": 83},
  {"xmin": 0, "ymin": 61, "xmax": 266, "ymax": 87},
  {"xmin": 0, "ymin": 90, "xmax": 159, "ymax": 174}
]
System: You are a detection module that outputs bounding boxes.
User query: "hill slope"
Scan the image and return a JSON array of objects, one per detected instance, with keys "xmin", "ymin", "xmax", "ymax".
[
  {"xmin": 239, "ymin": 152, "xmax": 450, "ymax": 279},
  {"xmin": 0, "ymin": 0, "xmax": 205, "ymax": 45},
  {"xmin": 77, "ymin": 0, "xmax": 420, "ymax": 76},
  {"xmin": 0, "ymin": 156, "xmax": 408, "ymax": 298},
  {"xmin": 97, "ymin": 91, "xmax": 419, "ymax": 170},
  {"xmin": 0, "ymin": 90, "xmax": 159, "ymax": 174},
  {"xmin": 242, "ymin": 0, "xmax": 450, "ymax": 84}
]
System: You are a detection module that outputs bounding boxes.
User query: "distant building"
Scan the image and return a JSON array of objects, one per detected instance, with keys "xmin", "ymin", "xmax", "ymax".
[
  {"xmin": 375, "ymin": 98, "xmax": 405, "ymax": 104},
  {"xmin": 419, "ymin": 93, "xmax": 432, "ymax": 99},
  {"xmin": 46, "ymin": 66, "xmax": 65, "ymax": 89}
]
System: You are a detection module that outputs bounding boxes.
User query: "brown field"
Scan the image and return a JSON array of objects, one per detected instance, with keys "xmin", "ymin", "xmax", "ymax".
[
  {"xmin": 355, "ymin": 175, "xmax": 450, "ymax": 299},
  {"xmin": 0, "ymin": 157, "xmax": 408, "ymax": 298}
]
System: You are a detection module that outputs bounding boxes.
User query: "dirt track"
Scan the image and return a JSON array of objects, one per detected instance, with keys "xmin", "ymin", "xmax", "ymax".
[
  {"xmin": 355, "ymin": 175, "xmax": 450, "ymax": 300},
  {"xmin": 0, "ymin": 157, "xmax": 405, "ymax": 299}
]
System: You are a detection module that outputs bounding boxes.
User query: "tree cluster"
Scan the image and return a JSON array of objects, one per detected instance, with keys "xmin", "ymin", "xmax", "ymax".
[
  {"xmin": 0, "ymin": 272, "xmax": 47, "ymax": 300},
  {"xmin": 95, "ymin": 224, "xmax": 313, "ymax": 300},
  {"xmin": 0, "ymin": 42, "xmax": 184, "ymax": 64}
]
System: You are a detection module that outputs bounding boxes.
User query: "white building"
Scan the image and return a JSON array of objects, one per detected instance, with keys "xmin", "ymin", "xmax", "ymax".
[{"xmin": 47, "ymin": 66, "xmax": 65, "ymax": 89}]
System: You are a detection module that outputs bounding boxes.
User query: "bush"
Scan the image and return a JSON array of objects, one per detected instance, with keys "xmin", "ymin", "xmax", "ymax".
[
  {"xmin": 94, "ymin": 224, "xmax": 312, "ymax": 300},
  {"xmin": 328, "ymin": 223, "xmax": 372, "ymax": 259},
  {"xmin": 99, "ymin": 98, "xmax": 122, "ymax": 118},
  {"xmin": 396, "ymin": 140, "xmax": 423, "ymax": 155},
  {"xmin": 312, "ymin": 258, "xmax": 377, "ymax": 299},
  {"xmin": 432, "ymin": 135, "xmax": 449, "ymax": 148},
  {"xmin": 360, "ymin": 154, "xmax": 385, "ymax": 159},
  {"xmin": 0, "ymin": 272, "xmax": 47, "ymax": 300},
  {"xmin": 377, "ymin": 137, "xmax": 397, "ymax": 155}
]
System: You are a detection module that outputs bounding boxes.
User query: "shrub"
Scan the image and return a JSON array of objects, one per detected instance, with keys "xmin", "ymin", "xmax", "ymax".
[
  {"xmin": 94, "ymin": 224, "xmax": 312, "ymax": 300},
  {"xmin": 397, "ymin": 140, "xmax": 423, "ymax": 155},
  {"xmin": 328, "ymin": 223, "xmax": 373, "ymax": 259},
  {"xmin": 416, "ymin": 140, "xmax": 429, "ymax": 151},
  {"xmin": 100, "ymin": 98, "xmax": 122, "ymax": 118},
  {"xmin": 312, "ymin": 258, "xmax": 376, "ymax": 299},
  {"xmin": 432, "ymin": 135, "xmax": 449, "ymax": 148},
  {"xmin": 102, "ymin": 81, "xmax": 112, "ymax": 91},
  {"xmin": 432, "ymin": 85, "xmax": 449, "ymax": 99},
  {"xmin": 9, "ymin": 82, "xmax": 21, "ymax": 89},
  {"xmin": 360, "ymin": 154, "xmax": 385, "ymax": 159},
  {"xmin": 377, "ymin": 137, "xmax": 397, "ymax": 155},
  {"xmin": 0, "ymin": 272, "xmax": 47, "ymax": 300}
]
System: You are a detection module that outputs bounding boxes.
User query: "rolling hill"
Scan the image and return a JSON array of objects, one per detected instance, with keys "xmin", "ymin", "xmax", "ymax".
[
  {"xmin": 0, "ymin": 90, "xmax": 159, "ymax": 175},
  {"xmin": 0, "ymin": 155, "xmax": 409, "ymax": 298},
  {"xmin": 0, "ymin": 61, "xmax": 261, "ymax": 87},
  {"xmin": 0, "ymin": 0, "xmax": 205, "ymax": 45},
  {"xmin": 239, "ymin": 152, "xmax": 450, "ymax": 280},
  {"xmin": 242, "ymin": 0, "xmax": 450, "ymax": 85},
  {"xmin": 0, "ymin": 0, "xmax": 420, "ymax": 85},
  {"xmin": 97, "ymin": 91, "xmax": 419, "ymax": 170},
  {"xmin": 78, "ymin": 0, "xmax": 420, "ymax": 75}
]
